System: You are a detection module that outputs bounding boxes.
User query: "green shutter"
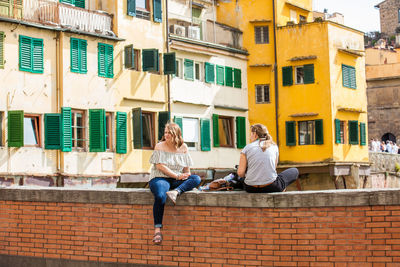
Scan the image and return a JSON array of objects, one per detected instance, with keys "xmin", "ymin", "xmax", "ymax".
[
  {"xmin": 7, "ymin": 110, "xmax": 24, "ymax": 148},
  {"xmin": 132, "ymin": 107, "xmax": 143, "ymax": 149},
  {"xmin": 335, "ymin": 119, "xmax": 341, "ymax": 144},
  {"xmin": 204, "ymin": 62, "xmax": 215, "ymax": 83},
  {"xmin": 89, "ymin": 109, "xmax": 106, "ymax": 152},
  {"xmin": 75, "ymin": 0, "xmax": 85, "ymax": 8},
  {"xmin": 315, "ymin": 119, "xmax": 323, "ymax": 145},
  {"xmin": 174, "ymin": 116, "xmax": 183, "ymax": 133},
  {"xmin": 61, "ymin": 107, "xmax": 72, "ymax": 152},
  {"xmin": 349, "ymin": 66, "xmax": 356, "ymax": 89},
  {"xmin": 216, "ymin": 65, "xmax": 224, "ymax": 85},
  {"xmin": 285, "ymin": 121, "xmax": 296, "ymax": 146},
  {"xmin": 234, "ymin": 68, "xmax": 242, "ymax": 88},
  {"xmin": 19, "ymin": 35, "xmax": 32, "ymax": 72},
  {"xmin": 70, "ymin": 38, "xmax": 79, "ymax": 72},
  {"xmin": 142, "ymin": 49, "xmax": 158, "ymax": 72},
  {"xmin": 32, "ymin": 38, "xmax": 43, "ymax": 73},
  {"xmin": 342, "ymin": 64, "xmax": 356, "ymax": 89},
  {"xmin": 303, "ymin": 64, "xmax": 314, "ymax": 84},
  {"xmin": 349, "ymin": 120, "xmax": 359, "ymax": 145},
  {"xmin": 360, "ymin": 122, "xmax": 366, "ymax": 146},
  {"xmin": 80, "ymin": 39, "xmax": 87, "ymax": 73},
  {"xmin": 158, "ymin": 111, "xmax": 170, "ymax": 141},
  {"xmin": 212, "ymin": 114, "xmax": 219, "ymax": 147},
  {"xmin": 282, "ymin": 66, "xmax": 293, "ymax": 86},
  {"xmin": 0, "ymin": 32, "xmax": 4, "ymax": 69},
  {"xmin": 163, "ymin": 52, "xmax": 176, "ymax": 75},
  {"xmin": 225, "ymin": 66, "xmax": 233, "ymax": 87},
  {"xmin": 106, "ymin": 44, "xmax": 114, "ymax": 78},
  {"xmin": 127, "ymin": 0, "xmax": 136, "ymax": 16},
  {"xmin": 60, "ymin": 0, "xmax": 74, "ymax": 4},
  {"xmin": 116, "ymin": 112, "xmax": 127, "ymax": 154},
  {"xmin": 44, "ymin": 113, "xmax": 61, "ymax": 150},
  {"xmin": 98, "ymin": 43, "xmax": 106, "ymax": 77},
  {"xmin": 200, "ymin": 118, "xmax": 211, "ymax": 151},
  {"xmin": 153, "ymin": 0, "xmax": 162, "ymax": 22},
  {"xmin": 184, "ymin": 59, "xmax": 194, "ymax": 80},
  {"xmin": 124, "ymin": 45, "xmax": 135, "ymax": 69},
  {"xmin": 342, "ymin": 64, "xmax": 349, "ymax": 88},
  {"xmin": 236, "ymin": 116, "xmax": 246, "ymax": 149}
]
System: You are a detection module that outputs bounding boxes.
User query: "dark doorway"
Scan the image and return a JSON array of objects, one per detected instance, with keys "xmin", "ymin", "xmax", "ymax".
[{"xmin": 382, "ymin": 133, "xmax": 396, "ymax": 143}]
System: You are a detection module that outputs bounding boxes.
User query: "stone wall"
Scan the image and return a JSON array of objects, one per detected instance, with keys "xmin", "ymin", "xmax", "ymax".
[
  {"xmin": 378, "ymin": 0, "xmax": 400, "ymax": 36},
  {"xmin": 1, "ymin": 188, "xmax": 400, "ymax": 266}
]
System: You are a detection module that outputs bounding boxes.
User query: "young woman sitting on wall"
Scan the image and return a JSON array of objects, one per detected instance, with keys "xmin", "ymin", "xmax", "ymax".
[
  {"xmin": 148, "ymin": 122, "xmax": 201, "ymax": 245},
  {"xmin": 237, "ymin": 123, "xmax": 299, "ymax": 193}
]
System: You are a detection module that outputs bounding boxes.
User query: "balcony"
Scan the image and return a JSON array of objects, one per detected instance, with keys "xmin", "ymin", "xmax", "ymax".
[
  {"xmin": 168, "ymin": 12, "xmax": 243, "ymax": 50},
  {"xmin": 0, "ymin": 0, "xmax": 113, "ymax": 36}
]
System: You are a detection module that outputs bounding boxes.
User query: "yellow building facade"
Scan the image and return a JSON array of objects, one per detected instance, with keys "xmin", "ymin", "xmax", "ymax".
[{"xmin": 217, "ymin": 0, "xmax": 369, "ymax": 188}]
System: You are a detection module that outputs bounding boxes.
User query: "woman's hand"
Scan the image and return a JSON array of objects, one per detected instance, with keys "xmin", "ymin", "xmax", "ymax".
[{"xmin": 177, "ymin": 173, "xmax": 190, "ymax": 180}]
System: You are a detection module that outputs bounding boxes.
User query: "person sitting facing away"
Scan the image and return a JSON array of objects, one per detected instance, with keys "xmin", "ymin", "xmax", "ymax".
[
  {"xmin": 148, "ymin": 122, "xmax": 201, "ymax": 245},
  {"xmin": 237, "ymin": 123, "xmax": 299, "ymax": 193}
]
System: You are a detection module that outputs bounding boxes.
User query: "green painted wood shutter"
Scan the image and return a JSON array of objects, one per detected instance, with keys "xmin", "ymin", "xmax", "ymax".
[
  {"xmin": 60, "ymin": 0, "xmax": 74, "ymax": 4},
  {"xmin": 163, "ymin": 52, "xmax": 176, "ymax": 75},
  {"xmin": 19, "ymin": 35, "xmax": 43, "ymax": 73},
  {"xmin": 285, "ymin": 121, "xmax": 296, "ymax": 146},
  {"xmin": 303, "ymin": 64, "xmax": 314, "ymax": 84},
  {"xmin": 348, "ymin": 120, "xmax": 359, "ymax": 145},
  {"xmin": 335, "ymin": 119, "xmax": 341, "ymax": 144},
  {"xmin": 142, "ymin": 49, "xmax": 158, "ymax": 72},
  {"xmin": 342, "ymin": 64, "xmax": 356, "ymax": 89},
  {"xmin": 212, "ymin": 114, "xmax": 220, "ymax": 147},
  {"xmin": 174, "ymin": 116, "xmax": 183, "ymax": 133},
  {"xmin": 315, "ymin": 119, "xmax": 323, "ymax": 145},
  {"xmin": 225, "ymin": 66, "xmax": 233, "ymax": 87},
  {"xmin": 8, "ymin": 110, "xmax": 24, "ymax": 148},
  {"xmin": 234, "ymin": 68, "xmax": 242, "ymax": 88},
  {"xmin": 116, "ymin": 112, "xmax": 127, "ymax": 154},
  {"xmin": 153, "ymin": 0, "xmax": 162, "ymax": 22},
  {"xmin": 75, "ymin": 0, "xmax": 85, "ymax": 8},
  {"xmin": 61, "ymin": 107, "xmax": 72, "ymax": 152},
  {"xmin": 158, "ymin": 111, "xmax": 170, "ymax": 141},
  {"xmin": 32, "ymin": 38, "xmax": 43, "ymax": 73},
  {"xmin": 360, "ymin": 122, "xmax": 366, "ymax": 146},
  {"xmin": 132, "ymin": 108, "xmax": 143, "ymax": 149},
  {"xmin": 44, "ymin": 113, "xmax": 61, "ymax": 150},
  {"xmin": 98, "ymin": 43, "xmax": 113, "ymax": 78},
  {"xmin": 200, "ymin": 118, "xmax": 211, "ymax": 151},
  {"xmin": 71, "ymin": 38, "xmax": 87, "ymax": 73},
  {"xmin": 0, "ymin": 32, "xmax": 4, "ymax": 69},
  {"xmin": 236, "ymin": 116, "xmax": 246, "ymax": 149},
  {"xmin": 204, "ymin": 62, "xmax": 215, "ymax": 83},
  {"xmin": 127, "ymin": 0, "xmax": 136, "ymax": 16},
  {"xmin": 184, "ymin": 59, "xmax": 194, "ymax": 80},
  {"xmin": 89, "ymin": 109, "xmax": 106, "ymax": 152},
  {"xmin": 282, "ymin": 66, "xmax": 293, "ymax": 86},
  {"xmin": 216, "ymin": 65, "xmax": 224, "ymax": 85},
  {"xmin": 124, "ymin": 45, "xmax": 135, "ymax": 69}
]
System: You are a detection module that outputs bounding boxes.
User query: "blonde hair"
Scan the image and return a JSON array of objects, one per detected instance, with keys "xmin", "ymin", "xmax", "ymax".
[
  {"xmin": 251, "ymin": 123, "xmax": 275, "ymax": 151},
  {"xmin": 161, "ymin": 122, "xmax": 184, "ymax": 149}
]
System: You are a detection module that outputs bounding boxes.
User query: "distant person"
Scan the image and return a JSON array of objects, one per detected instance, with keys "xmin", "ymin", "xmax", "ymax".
[
  {"xmin": 237, "ymin": 123, "xmax": 298, "ymax": 193},
  {"xmin": 392, "ymin": 142, "xmax": 398, "ymax": 154},
  {"xmin": 380, "ymin": 141, "xmax": 386, "ymax": 152},
  {"xmin": 148, "ymin": 123, "xmax": 201, "ymax": 245}
]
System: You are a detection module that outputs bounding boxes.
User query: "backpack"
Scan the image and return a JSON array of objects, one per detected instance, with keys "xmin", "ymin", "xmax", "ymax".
[{"xmin": 199, "ymin": 172, "xmax": 244, "ymax": 191}]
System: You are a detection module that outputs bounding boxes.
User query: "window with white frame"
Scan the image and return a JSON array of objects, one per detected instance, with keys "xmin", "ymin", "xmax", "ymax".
[
  {"xmin": 255, "ymin": 84, "xmax": 270, "ymax": 104},
  {"xmin": 24, "ymin": 114, "xmax": 41, "ymax": 147},
  {"xmin": 182, "ymin": 117, "xmax": 199, "ymax": 149},
  {"xmin": 175, "ymin": 58, "xmax": 183, "ymax": 78},
  {"xmin": 254, "ymin": 26, "xmax": 269, "ymax": 44},
  {"xmin": 298, "ymin": 120, "xmax": 315, "ymax": 145},
  {"xmin": 105, "ymin": 112, "xmax": 113, "ymax": 151},
  {"xmin": 72, "ymin": 109, "xmax": 86, "ymax": 149},
  {"xmin": 195, "ymin": 62, "xmax": 202, "ymax": 81}
]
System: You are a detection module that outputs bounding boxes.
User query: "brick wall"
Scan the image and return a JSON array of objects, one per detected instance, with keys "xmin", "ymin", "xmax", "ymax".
[
  {"xmin": 379, "ymin": 0, "xmax": 400, "ymax": 36},
  {"xmin": 1, "ymin": 188, "xmax": 400, "ymax": 266}
]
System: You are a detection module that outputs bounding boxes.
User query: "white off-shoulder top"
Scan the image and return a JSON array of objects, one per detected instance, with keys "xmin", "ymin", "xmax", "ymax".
[{"xmin": 149, "ymin": 150, "xmax": 193, "ymax": 181}]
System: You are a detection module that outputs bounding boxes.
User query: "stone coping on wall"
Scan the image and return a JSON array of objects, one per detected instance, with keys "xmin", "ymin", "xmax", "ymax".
[{"xmin": 1, "ymin": 187, "xmax": 400, "ymax": 208}]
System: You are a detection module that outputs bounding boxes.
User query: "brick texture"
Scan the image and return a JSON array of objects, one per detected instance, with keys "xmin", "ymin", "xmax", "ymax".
[{"xmin": 1, "ymin": 201, "xmax": 400, "ymax": 265}]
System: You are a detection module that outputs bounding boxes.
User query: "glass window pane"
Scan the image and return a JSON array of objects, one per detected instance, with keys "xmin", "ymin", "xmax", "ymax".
[
  {"xmin": 142, "ymin": 113, "xmax": 153, "ymax": 148},
  {"xmin": 106, "ymin": 113, "xmax": 111, "ymax": 150},
  {"xmin": 296, "ymin": 67, "xmax": 304, "ymax": 84},
  {"xmin": 195, "ymin": 63, "xmax": 200, "ymax": 80},
  {"xmin": 136, "ymin": 0, "xmax": 146, "ymax": 9},
  {"xmin": 24, "ymin": 117, "xmax": 38, "ymax": 145},
  {"xmin": 182, "ymin": 118, "xmax": 199, "ymax": 143},
  {"xmin": 299, "ymin": 121, "xmax": 307, "ymax": 145},
  {"xmin": 218, "ymin": 118, "xmax": 232, "ymax": 147}
]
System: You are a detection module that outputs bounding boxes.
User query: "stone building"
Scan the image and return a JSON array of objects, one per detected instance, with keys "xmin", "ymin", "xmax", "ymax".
[{"xmin": 375, "ymin": 0, "xmax": 400, "ymax": 37}]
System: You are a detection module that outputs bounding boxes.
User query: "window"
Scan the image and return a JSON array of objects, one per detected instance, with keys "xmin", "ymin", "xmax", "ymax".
[
  {"xmin": 19, "ymin": 35, "xmax": 43, "ymax": 74},
  {"xmin": 136, "ymin": 0, "xmax": 150, "ymax": 20},
  {"xmin": 24, "ymin": 115, "xmax": 41, "ymax": 147},
  {"xmin": 255, "ymin": 26, "xmax": 269, "ymax": 44},
  {"xmin": 342, "ymin": 64, "xmax": 356, "ymax": 89},
  {"xmin": 98, "ymin": 43, "xmax": 113, "ymax": 78},
  {"xmin": 290, "ymin": 10, "xmax": 297, "ymax": 23},
  {"xmin": 195, "ymin": 62, "xmax": 202, "ymax": 81},
  {"xmin": 181, "ymin": 118, "xmax": 199, "ymax": 150},
  {"xmin": 175, "ymin": 58, "xmax": 183, "ymax": 78},
  {"xmin": 212, "ymin": 114, "xmax": 245, "ymax": 148},
  {"xmin": 348, "ymin": 120, "xmax": 359, "ymax": 145},
  {"xmin": 233, "ymin": 68, "xmax": 242, "ymax": 88},
  {"xmin": 298, "ymin": 120, "xmax": 315, "ymax": 145},
  {"xmin": 106, "ymin": 112, "xmax": 113, "ymax": 151},
  {"xmin": 132, "ymin": 108, "xmax": 158, "ymax": 149},
  {"xmin": 284, "ymin": 64, "xmax": 314, "ymax": 86},
  {"xmin": 282, "ymin": 66, "xmax": 293, "ymax": 86},
  {"xmin": 216, "ymin": 65, "xmax": 224, "ymax": 85},
  {"xmin": 142, "ymin": 49, "xmax": 159, "ymax": 72},
  {"xmin": 218, "ymin": 116, "xmax": 234, "ymax": 147},
  {"xmin": 163, "ymin": 52, "xmax": 176, "ymax": 75},
  {"xmin": 225, "ymin": 66, "xmax": 233, "ymax": 87},
  {"xmin": 255, "ymin": 84, "xmax": 270, "ymax": 103},
  {"xmin": 184, "ymin": 59, "xmax": 194, "ymax": 80},
  {"xmin": 398, "ymin": 8, "xmax": 400, "ymax": 23},
  {"xmin": 71, "ymin": 109, "xmax": 86, "ymax": 149},
  {"xmin": 335, "ymin": 119, "xmax": 347, "ymax": 144},
  {"xmin": 60, "ymin": 0, "xmax": 85, "ymax": 8},
  {"xmin": 204, "ymin": 62, "xmax": 215, "ymax": 83},
  {"xmin": 142, "ymin": 112, "xmax": 155, "ymax": 149},
  {"xmin": 299, "ymin": 15, "xmax": 306, "ymax": 23},
  {"xmin": 70, "ymin": 38, "xmax": 87, "ymax": 74},
  {"xmin": 0, "ymin": 32, "xmax": 4, "ymax": 69},
  {"xmin": 295, "ymin": 66, "xmax": 304, "ymax": 84}
]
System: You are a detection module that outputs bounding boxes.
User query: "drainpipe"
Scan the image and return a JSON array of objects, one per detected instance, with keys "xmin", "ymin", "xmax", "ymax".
[
  {"xmin": 272, "ymin": 0, "xmax": 279, "ymax": 148},
  {"xmin": 56, "ymin": 31, "xmax": 64, "ymax": 177},
  {"xmin": 166, "ymin": 0, "xmax": 171, "ymax": 113}
]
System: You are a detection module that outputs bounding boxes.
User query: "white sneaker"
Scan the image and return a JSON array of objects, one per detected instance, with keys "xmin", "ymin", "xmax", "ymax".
[{"xmin": 166, "ymin": 190, "xmax": 179, "ymax": 205}]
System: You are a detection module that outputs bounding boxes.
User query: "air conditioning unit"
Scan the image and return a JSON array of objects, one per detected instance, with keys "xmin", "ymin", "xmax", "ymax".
[
  {"xmin": 169, "ymin": 24, "xmax": 186, "ymax": 37},
  {"xmin": 187, "ymin": 26, "xmax": 201, "ymax": 40}
]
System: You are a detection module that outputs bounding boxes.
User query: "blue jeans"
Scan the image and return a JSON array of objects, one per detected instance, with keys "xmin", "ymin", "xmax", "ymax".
[{"xmin": 149, "ymin": 175, "xmax": 201, "ymax": 228}]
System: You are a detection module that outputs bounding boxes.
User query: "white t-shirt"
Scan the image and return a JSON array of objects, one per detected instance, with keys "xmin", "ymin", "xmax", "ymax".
[{"xmin": 241, "ymin": 140, "xmax": 279, "ymax": 186}]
